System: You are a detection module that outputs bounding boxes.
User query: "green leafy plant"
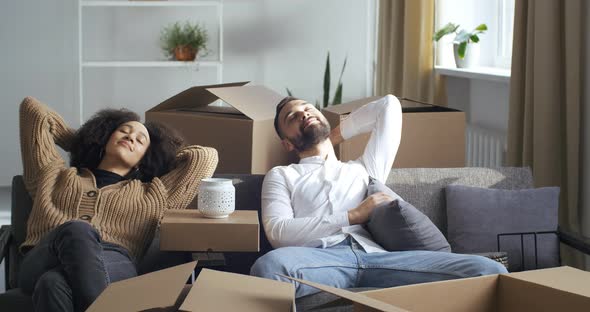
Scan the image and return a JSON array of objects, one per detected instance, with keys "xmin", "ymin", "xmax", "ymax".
[
  {"xmin": 433, "ymin": 23, "xmax": 488, "ymax": 59},
  {"xmin": 160, "ymin": 21, "xmax": 209, "ymax": 60},
  {"xmin": 286, "ymin": 52, "xmax": 347, "ymax": 109}
]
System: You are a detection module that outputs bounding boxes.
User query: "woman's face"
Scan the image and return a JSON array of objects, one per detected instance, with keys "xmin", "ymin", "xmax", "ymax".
[{"xmin": 104, "ymin": 121, "xmax": 151, "ymax": 170}]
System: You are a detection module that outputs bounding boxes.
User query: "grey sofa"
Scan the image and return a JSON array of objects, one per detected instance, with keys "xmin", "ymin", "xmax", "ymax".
[{"xmin": 1, "ymin": 168, "xmax": 589, "ymax": 311}]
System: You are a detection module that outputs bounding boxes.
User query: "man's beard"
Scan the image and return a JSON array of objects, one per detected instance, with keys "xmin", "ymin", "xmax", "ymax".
[{"xmin": 288, "ymin": 119, "xmax": 331, "ymax": 153}]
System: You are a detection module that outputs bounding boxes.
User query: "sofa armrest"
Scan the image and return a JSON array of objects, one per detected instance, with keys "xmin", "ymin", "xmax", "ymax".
[
  {"xmin": 0, "ymin": 225, "xmax": 12, "ymax": 291},
  {"xmin": 468, "ymin": 251, "xmax": 509, "ymax": 270},
  {"xmin": 558, "ymin": 228, "xmax": 590, "ymax": 256},
  {"xmin": 0, "ymin": 225, "xmax": 11, "ymax": 262}
]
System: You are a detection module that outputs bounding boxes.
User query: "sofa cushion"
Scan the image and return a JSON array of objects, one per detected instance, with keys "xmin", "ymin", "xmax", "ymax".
[
  {"xmin": 445, "ymin": 185, "xmax": 560, "ymax": 271},
  {"xmin": 366, "ymin": 177, "xmax": 451, "ymax": 252},
  {"xmin": 386, "ymin": 167, "xmax": 534, "ymax": 236}
]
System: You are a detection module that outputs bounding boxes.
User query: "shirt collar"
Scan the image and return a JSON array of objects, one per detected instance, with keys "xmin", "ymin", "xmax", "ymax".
[{"xmin": 299, "ymin": 153, "xmax": 338, "ymax": 165}]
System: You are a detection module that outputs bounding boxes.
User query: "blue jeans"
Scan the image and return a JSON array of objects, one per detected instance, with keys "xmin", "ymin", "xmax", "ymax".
[
  {"xmin": 251, "ymin": 237, "xmax": 507, "ymax": 298},
  {"xmin": 18, "ymin": 221, "xmax": 137, "ymax": 312}
]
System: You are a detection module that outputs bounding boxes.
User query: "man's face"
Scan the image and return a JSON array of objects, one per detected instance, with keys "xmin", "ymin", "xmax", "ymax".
[{"xmin": 278, "ymin": 99, "xmax": 331, "ymax": 152}]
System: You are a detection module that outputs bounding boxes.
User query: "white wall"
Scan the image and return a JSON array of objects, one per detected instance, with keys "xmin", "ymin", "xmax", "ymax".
[
  {"xmin": 445, "ymin": 77, "xmax": 509, "ymax": 133},
  {"xmin": 0, "ymin": 0, "xmax": 79, "ymax": 186},
  {"xmin": 0, "ymin": 0, "xmax": 376, "ymax": 186}
]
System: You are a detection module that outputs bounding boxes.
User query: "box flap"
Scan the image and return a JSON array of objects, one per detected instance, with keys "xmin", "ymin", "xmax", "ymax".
[
  {"xmin": 322, "ymin": 96, "xmax": 459, "ymax": 116},
  {"xmin": 323, "ymin": 96, "xmax": 382, "ymax": 115},
  {"xmin": 283, "ymin": 276, "xmax": 408, "ymax": 312},
  {"xmin": 87, "ymin": 261, "xmax": 197, "ymax": 312},
  {"xmin": 360, "ymin": 275, "xmax": 499, "ymax": 312},
  {"xmin": 181, "ymin": 269, "xmax": 294, "ymax": 311},
  {"xmin": 504, "ymin": 266, "xmax": 590, "ymax": 297},
  {"xmin": 147, "ymin": 82, "xmax": 249, "ymax": 112},
  {"xmin": 207, "ymin": 85, "xmax": 284, "ymax": 121},
  {"xmin": 498, "ymin": 270, "xmax": 590, "ymax": 312},
  {"xmin": 177, "ymin": 105, "xmax": 244, "ymax": 116}
]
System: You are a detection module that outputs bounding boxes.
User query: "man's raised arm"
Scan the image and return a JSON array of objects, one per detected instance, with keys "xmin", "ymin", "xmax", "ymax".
[{"xmin": 339, "ymin": 95, "xmax": 402, "ymax": 183}]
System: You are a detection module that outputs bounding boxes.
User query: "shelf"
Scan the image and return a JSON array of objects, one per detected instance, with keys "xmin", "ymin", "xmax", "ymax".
[
  {"xmin": 81, "ymin": 1, "xmax": 221, "ymax": 7},
  {"xmin": 78, "ymin": 0, "xmax": 224, "ymax": 124},
  {"xmin": 435, "ymin": 66, "xmax": 510, "ymax": 83},
  {"xmin": 82, "ymin": 61, "xmax": 221, "ymax": 68}
]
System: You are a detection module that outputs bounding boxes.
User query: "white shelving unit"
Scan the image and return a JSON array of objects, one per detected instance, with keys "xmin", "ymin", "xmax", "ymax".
[
  {"xmin": 82, "ymin": 61, "xmax": 222, "ymax": 68},
  {"xmin": 78, "ymin": 0, "xmax": 223, "ymax": 123},
  {"xmin": 81, "ymin": 1, "xmax": 221, "ymax": 7}
]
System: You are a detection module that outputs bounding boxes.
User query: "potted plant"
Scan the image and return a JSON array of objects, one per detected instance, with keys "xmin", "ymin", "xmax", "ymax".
[
  {"xmin": 286, "ymin": 52, "xmax": 347, "ymax": 109},
  {"xmin": 160, "ymin": 21, "xmax": 208, "ymax": 62},
  {"xmin": 433, "ymin": 22, "xmax": 487, "ymax": 68}
]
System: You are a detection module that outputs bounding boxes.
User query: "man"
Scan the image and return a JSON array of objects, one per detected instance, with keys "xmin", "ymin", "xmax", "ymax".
[{"xmin": 251, "ymin": 95, "xmax": 506, "ymax": 298}]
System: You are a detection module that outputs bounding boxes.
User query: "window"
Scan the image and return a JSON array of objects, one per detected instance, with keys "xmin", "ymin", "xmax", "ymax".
[
  {"xmin": 495, "ymin": 0, "xmax": 515, "ymax": 68},
  {"xmin": 435, "ymin": 0, "xmax": 515, "ymax": 70}
]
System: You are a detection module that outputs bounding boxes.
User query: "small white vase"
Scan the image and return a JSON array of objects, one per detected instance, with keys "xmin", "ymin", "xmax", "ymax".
[
  {"xmin": 453, "ymin": 43, "xmax": 480, "ymax": 68},
  {"xmin": 198, "ymin": 178, "xmax": 235, "ymax": 218}
]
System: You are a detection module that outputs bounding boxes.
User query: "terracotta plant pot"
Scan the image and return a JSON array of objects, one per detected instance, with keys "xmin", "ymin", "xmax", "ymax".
[{"xmin": 174, "ymin": 45, "xmax": 197, "ymax": 61}]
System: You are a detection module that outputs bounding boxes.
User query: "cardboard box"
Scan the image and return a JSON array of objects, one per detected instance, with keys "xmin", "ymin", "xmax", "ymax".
[
  {"xmin": 322, "ymin": 96, "xmax": 466, "ymax": 168},
  {"xmin": 146, "ymin": 82, "xmax": 292, "ymax": 174},
  {"xmin": 160, "ymin": 210, "xmax": 259, "ymax": 252},
  {"xmin": 286, "ymin": 266, "xmax": 590, "ymax": 311},
  {"xmin": 88, "ymin": 261, "xmax": 295, "ymax": 312}
]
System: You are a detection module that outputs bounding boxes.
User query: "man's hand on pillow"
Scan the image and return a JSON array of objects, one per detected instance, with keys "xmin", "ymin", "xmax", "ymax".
[{"xmin": 348, "ymin": 192, "xmax": 394, "ymax": 225}]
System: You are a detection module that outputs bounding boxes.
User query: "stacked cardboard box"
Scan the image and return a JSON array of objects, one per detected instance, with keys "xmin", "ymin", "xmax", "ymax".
[
  {"xmin": 146, "ymin": 82, "xmax": 294, "ymax": 174},
  {"xmin": 323, "ymin": 96, "xmax": 466, "ymax": 168},
  {"xmin": 159, "ymin": 210, "xmax": 259, "ymax": 252}
]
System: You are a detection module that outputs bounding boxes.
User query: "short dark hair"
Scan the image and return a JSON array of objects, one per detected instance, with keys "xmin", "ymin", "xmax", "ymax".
[
  {"xmin": 69, "ymin": 109, "xmax": 184, "ymax": 182},
  {"xmin": 274, "ymin": 96, "xmax": 300, "ymax": 139}
]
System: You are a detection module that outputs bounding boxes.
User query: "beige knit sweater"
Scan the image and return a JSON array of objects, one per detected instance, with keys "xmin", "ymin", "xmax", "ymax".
[{"xmin": 19, "ymin": 97, "xmax": 218, "ymax": 260}]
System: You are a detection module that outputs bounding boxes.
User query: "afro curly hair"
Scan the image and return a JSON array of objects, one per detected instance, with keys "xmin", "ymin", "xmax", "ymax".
[{"xmin": 69, "ymin": 108, "xmax": 184, "ymax": 182}]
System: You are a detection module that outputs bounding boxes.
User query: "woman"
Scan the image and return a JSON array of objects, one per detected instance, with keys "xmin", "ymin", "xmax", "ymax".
[{"xmin": 17, "ymin": 97, "xmax": 218, "ymax": 312}]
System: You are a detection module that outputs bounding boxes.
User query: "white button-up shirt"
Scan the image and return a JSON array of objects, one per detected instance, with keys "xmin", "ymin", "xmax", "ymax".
[{"xmin": 261, "ymin": 95, "xmax": 402, "ymax": 253}]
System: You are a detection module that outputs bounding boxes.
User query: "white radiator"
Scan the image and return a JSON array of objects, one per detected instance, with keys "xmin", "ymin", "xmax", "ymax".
[{"xmin": 466, "ymin": 125, "xmax": 507, "ymax": 167}]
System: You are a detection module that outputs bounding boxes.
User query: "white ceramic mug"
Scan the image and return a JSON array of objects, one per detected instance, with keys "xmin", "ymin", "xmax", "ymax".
[{"xmin": 198, "ymin": 178, "xmax": 235, "ymax": 218}]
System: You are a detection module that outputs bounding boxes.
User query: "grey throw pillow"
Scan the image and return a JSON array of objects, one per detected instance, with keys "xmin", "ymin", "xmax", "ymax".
[
  {"xmin": 445, "ymin": 185, "xmax": 560, "ymax": 271},
  {"xmin": 366, "ymin": 177, "xmax": 451, "ymax": 252}
]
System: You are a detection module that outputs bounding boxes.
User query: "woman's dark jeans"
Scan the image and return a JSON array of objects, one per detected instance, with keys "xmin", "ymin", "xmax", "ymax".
[{"xmin": 18, "ymin": 221, "xmax": 137, "ymax": 312}]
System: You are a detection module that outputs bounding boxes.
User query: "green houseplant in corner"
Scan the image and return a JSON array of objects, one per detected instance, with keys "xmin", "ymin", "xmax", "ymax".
[
  {"xmin": 433, "ymin": 22, "xmax": 487, "ymax": 68},
  {"xmin": 160, "ymin": 21, "xmax": 209, "ymax": 61}
]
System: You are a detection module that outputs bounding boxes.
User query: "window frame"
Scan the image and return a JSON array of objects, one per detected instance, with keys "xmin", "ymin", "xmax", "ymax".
[{"xmin": 493, "ymin": 0, "xmax": 515, "ymax": 69}]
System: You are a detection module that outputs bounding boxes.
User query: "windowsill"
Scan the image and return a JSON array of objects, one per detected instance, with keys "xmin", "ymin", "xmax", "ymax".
[{"xmin": 435, "ymin": 65, "xmax": 511, "ymax": 83}]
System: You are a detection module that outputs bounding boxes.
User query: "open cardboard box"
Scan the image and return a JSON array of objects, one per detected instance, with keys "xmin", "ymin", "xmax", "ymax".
[
  {"xmin": 87, "ymin": 261, "xmax": 295, "ymax": 312},
  {"xmin": 286, "ymin": 266, "xmax": 590, "ymax": 311},
  {"xmin": 322, "ymin": 96, "xmax": 466, "ymax": 168},
  {"xmin": 146, "ymin": 82, "xmax": 294, "ymax": 174},
  {"xmin": 159, "ymin": 209, "xmax": 260, "ymax": 252},
  {"xmin": 88, "ymin": 263, "xmax": 588, "ymax": 312}
]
